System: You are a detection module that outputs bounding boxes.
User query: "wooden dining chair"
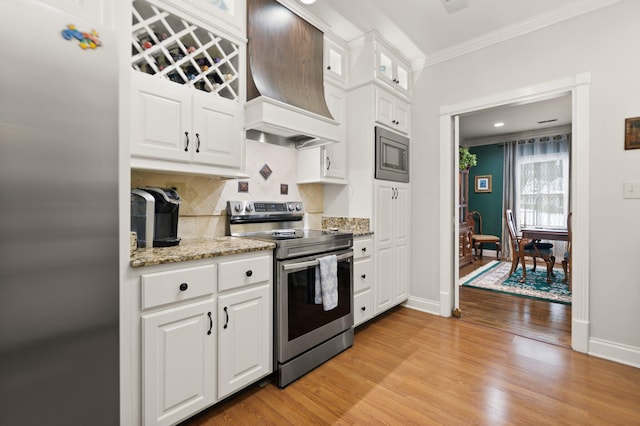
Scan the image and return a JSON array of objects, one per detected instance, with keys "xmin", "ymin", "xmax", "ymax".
[
  {"xmin": 504, "ymin": 209, "xmax": 556, "ymax": 283},
  {"xmin": 466, "ymin": 211, "xmax": 501, "ymax": 260},
  {"xmin": 561, "ymin": 212, "xmax": 572, "ymax": 289}
]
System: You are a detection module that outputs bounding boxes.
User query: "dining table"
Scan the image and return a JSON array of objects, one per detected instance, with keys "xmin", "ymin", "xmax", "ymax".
[{"xmin": 518, "ymin": 227, "xmax": 569, "ymax": 282}]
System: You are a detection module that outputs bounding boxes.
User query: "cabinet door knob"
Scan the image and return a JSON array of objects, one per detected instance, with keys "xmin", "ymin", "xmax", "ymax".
[
  {"xmin": 327, "ymin": 65, "xmax": 331, "ymax": 70},
  {"xmin": 361, "ymin": 306, "xmax": 366, "ymax": 311},
  {"xmin": 179, "ymin": 282, "xmax": 188, "ymax": 291},
  {"xmin": 184, "ymin": 131, "xmax": 190, "ymax": 151},
  {"xmin": 361, "ymin": 247, "xmax": 367, "ymax": 252},
  {"xmin": 361, "ymin": 274, "xmax": 366, "ymax": 279},
  {"xmin": 246, "ymin": 270, "xmax": 253, "ymax": 277}
]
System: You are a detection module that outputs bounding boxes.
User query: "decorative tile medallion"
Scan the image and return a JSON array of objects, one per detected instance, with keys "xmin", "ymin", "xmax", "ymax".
[
  {"xmin": 259, "ymin": 163, "xmax": 272, "ymax": 180},
  {"xmin": 238, "ymin": 181, "xmax": 249, "ymax": 192},
  {"xmin": 280, "ymin": 184, "xmax": 288, "ymax": 195}
]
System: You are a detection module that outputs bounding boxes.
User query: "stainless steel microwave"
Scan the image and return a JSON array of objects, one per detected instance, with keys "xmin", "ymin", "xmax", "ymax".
[{"xmin": 375, "ymin": 126, "xmax": 409, "ymax": 183}]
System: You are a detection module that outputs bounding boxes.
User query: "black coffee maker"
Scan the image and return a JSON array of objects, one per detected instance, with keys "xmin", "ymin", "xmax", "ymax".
[{"xmin": 131, "ymin": 187, "xmax": 182, "ymax": 248}]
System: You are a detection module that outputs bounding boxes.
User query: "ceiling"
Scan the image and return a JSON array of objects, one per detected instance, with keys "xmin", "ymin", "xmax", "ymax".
[
  {"xmin": 297, "ymin": 0, "xmax": 617, "ymax": 65},
  {"xmin": 458, "ymin": 93, "xmax": 572, "ymax": 143},
  {"xmin": 295, "ymin": 0, "xmax": 603, "ymax": 139}
]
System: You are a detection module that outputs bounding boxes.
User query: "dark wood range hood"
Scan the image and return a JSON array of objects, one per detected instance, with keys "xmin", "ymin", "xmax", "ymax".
[{"xmin": 245, "ymin": 0, "xmax": 339, "ymax": 149}]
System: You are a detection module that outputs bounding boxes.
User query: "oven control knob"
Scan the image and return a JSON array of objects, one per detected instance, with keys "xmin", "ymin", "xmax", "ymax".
[
  {"xmin": 288, "ymin": 204, "xmax": 295, "ymax": 211},
  {"xmin": 295, "ymin": 203, "xmax": 302, "ymax": 211},
  {"xmin": 245, "ymin": 203, "xmax": 254, "ymax": 212},
  {"xmin": 233, "ymin": 203, "xmax": 243, "ymax": 213}
]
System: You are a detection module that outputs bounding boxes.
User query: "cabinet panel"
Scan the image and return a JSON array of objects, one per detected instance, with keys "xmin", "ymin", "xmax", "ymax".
[
  {"xmin": 324, "ymin": 35, "xmax": 347, "ymax": 85},
  {"xmin": 141, "ymin": 264, "xmax": 217, "ymax": 309},
  {"xmin": 353, "ymin": 238, "xmax": 373, "ymax": 260},
  {"xmin": 218, "ymin": 254, "xmax": 271, "ymax": 291},
  {"xmin": 218, "ymin": 284, "xmax": 271, "ymax": 398},
  {"xmin": 142, "ymin": 299, "xmax": 216, "ymax": 426},
  {"xmin": 374, "ymin": 181, "xmax": 410, "ymax": 315},
  {"xmin": 354, "ymin": 258, "xmax": 373, "ymax": 293},
  {"xmin": 375, "ymin": 90, "xmax": 395, "ymax": 130},
  {"xmin": 353, "ymin": 289, "xmax": 373, "ymax": 326},
  {"xmin": 192, "ymin": 92, "xmax": 242, "ymax": 168},
  {"xmin": 131, "ymin": 73, "xmax": 191, "ymax": 162}
]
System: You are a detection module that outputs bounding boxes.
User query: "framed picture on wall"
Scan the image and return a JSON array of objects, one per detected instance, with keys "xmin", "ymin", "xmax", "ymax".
[
  {"xmin": 475, "ymin": 175, "xmax": 492, "ymax": 193},
  {"xmin": 625, "ymin": 117, "xmax": 640, "ymax": 150}
]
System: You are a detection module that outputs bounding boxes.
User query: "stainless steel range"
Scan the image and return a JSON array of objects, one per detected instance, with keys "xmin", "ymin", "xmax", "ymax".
[{"xmin": 226, "ymin": 201, "xmax": 354, "ymax": 388}]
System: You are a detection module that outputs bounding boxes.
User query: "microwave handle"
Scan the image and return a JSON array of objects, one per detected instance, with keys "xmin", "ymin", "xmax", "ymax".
[{"xmin": 283, "ymin": 252, "xmax": 353, "ymax": 271}]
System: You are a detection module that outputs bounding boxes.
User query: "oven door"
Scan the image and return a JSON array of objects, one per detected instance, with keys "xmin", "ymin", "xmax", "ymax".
[{"xmin": 276, "ymin": 248, "xmax": 353, "ymax": 364}]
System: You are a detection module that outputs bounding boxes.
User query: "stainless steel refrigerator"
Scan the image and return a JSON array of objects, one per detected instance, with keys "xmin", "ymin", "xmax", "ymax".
[{"xmin": 0, "ymin": 1, "xmax": 119, "ymax": 425}]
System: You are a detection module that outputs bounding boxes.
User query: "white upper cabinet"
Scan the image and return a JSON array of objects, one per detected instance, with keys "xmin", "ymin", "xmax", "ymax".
[
  {"xmin": 297, "ymin": 82, "xmax": 347, "ymax": 184},
  {"xmin": 375, "ymin": 43, "xmax": 410, "ymax": 96},
  {"xmin": 131, "ymin": 72, "xmax": 244, "ymax": 176},
  {"xmin": 375, "ymin": 87, "xmax": 410, "ymax": 135},
  {"xmin": 349, "ymin": 31, "xmax": 412, "ymax": 98},
  {"xmin": 129, "ymin": 0, "xmax": 246, "ymax": 177},
  {"xmin": 158, "ymin": 0, "xmax": 246, "ymax": 37},
  {"xmin": 324, "ymin": 34, "xmax": 348, "ymax": 85}
]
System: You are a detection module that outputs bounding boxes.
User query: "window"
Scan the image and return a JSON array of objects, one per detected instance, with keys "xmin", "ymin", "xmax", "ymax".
[{"xmin": 515, "ymin": 135, "xmax": 570, "ymax": 229}]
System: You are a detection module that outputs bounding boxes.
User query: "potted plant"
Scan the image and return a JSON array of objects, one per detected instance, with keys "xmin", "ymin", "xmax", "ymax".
[{"xmin": 459, "ymin": 146, "xmax": 477, "ymax": 170}]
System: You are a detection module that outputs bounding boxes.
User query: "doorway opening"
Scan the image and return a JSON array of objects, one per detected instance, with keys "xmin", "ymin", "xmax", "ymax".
[
  {"xmin": 438, "ymin": 73, "xmax": 591, "ymax": 353},
  {"xmin": 456, "ymin": 96, "xmax": 572, "ymax": 347}
]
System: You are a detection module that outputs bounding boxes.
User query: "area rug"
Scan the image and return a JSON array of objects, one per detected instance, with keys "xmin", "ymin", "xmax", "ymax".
[{"xmin": 461, "ymin": 261, "xmax": 571, "ymax": 304}]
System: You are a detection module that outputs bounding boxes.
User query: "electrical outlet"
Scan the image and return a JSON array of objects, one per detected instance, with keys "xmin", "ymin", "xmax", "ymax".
[{"xmin": 623, "ymin": 181, "xmax": 640, "ymax": 199}]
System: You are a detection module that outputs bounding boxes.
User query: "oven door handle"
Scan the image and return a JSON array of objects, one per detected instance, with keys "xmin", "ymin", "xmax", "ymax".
[{"xmin": 282, "ymin": 252, "xmax": 353, "ymax": 271}]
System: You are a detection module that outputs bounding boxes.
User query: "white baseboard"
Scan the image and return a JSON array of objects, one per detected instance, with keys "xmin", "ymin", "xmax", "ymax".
[
  {"xmin": 404, "ymin": 296, "xmax": 440, "ymax": 316},
  {"xmin": 589, "ymin": 338, "xmax": 640, "ymax": 368}
]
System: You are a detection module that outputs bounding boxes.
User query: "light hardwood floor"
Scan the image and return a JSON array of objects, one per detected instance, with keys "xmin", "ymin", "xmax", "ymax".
[
  {"xmin": 182, "ymin": 307, "xmax": 640, "ymax": 425},
  {"xmin": 459, "ymin": 256, "xmax": 571, "ymax": 347}
]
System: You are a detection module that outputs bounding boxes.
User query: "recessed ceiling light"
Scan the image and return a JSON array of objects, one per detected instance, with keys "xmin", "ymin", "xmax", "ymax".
[
  {"xmin": 300, "ymin": 0, "xmax": 316, "ymax": 4},
  {"xmin": 494, "ymin": 122, "xmax": 505, "ymax": 128}
]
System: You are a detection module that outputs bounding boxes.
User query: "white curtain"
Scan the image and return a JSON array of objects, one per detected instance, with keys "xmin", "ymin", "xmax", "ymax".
[{"xmin": 503, "ymin": 133, "xmax": 571, "ymax": 258}]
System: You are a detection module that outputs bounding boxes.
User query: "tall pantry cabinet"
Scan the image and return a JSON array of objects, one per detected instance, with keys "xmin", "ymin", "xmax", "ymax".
[{"xmin": 336, "ymin": 32, "xmax": 412, "ymax": 317}]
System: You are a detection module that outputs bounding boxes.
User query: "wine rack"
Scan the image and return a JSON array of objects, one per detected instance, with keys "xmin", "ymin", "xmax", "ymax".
[{"xmin": 131, "ymin": 0, "xmax": 240, "ymax": 101}]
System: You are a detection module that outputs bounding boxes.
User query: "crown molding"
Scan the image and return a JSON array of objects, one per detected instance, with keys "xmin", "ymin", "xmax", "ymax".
[{"xmin": 416, "ymin": 0, "xmax": 623, "ymax": 70}]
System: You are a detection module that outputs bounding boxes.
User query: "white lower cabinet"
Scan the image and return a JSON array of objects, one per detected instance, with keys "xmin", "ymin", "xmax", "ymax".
[
  {"xmin": 218, "ymin": 284, "xmax": 271, "ymax": 398},
  {"xmin": 374, "ymin": 181, "xmax": 410, "ymax": 315},
  {"xmin": 136, "ymin": 251, "xmax": 273, "ymax": 426},
  {"xmin": 353, "ymin": 236, "xmax": 374, "ymax": 326},
  {"xmin": 217, "ymin": 254, "xmax": 272, "ymax": 398},
  {"xmin": 142, "ymin": 299, "xmax": 217, "ymax": 426}
]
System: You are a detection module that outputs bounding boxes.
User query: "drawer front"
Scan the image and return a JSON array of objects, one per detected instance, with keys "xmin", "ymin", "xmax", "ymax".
[
  {"xmin": 353, "ymin": 258, "xmax": 373, "ymax": 293},
  {"xmin": 218, "ymin": 254, "xmax": 271, "ymax": 292},
  {"xmin": 353, "ymin": 289, "xmax": 373, "ymax": 326},
  {"xmin": 353, "ymin": 238, "xmax": 373, "ymax": 260},
  {"xmin": 141, "ymin": 264, "xmax": 217, "ymax": 310}
]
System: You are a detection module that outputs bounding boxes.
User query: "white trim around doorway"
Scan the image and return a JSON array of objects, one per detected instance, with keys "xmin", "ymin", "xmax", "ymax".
[{"xmin": 438, "ymin": 73, "xmax": 591, "ymax": 353}]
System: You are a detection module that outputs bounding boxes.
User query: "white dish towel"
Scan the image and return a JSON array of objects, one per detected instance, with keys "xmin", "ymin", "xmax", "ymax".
[{"xmin": 314, "ymin": 254, "xmax": 338, "ymax": 311}]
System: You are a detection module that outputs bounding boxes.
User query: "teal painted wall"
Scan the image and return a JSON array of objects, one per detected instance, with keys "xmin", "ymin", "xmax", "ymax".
[{"xmin": 467, "ymin": 144, "xmax": 504, "ymax": 248}]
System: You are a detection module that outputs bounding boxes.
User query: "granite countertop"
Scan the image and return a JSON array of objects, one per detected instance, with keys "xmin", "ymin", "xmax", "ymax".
[
  {"xmin": 322, "ymin": 216, "xmax": 373, "ymax": 237},
  {"xmin": 130, "ymin": 236, "xmax": 275, "ymax": 268}
]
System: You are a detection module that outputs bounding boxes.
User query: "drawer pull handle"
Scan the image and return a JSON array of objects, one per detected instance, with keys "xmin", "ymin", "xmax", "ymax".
[
  {"xmin": 223, "ymin": 307, "xmax": 229, "ymax": 329},
  {"xmin": 361, "ymin": 274, "xmax": 366, "ymax": 279},
  {"xmin": 361, "ymin": 247, "xmax": 367, "ymax": 252},
  {"xmin": 184, "ymin": 131, "xmax": 189, "ymax": 151},
  {"xmin": 246, "ymin": 270, "xmax": 253, "ymax": 277},
  {"xmin": 207, "ymin": 312, "xmax": 212, "ymax": 335},
  {"xmin": 179, "ymin": 283, "xmax": 188, "ymax": 292},
  {"xmin": 361, "ymin": 306, "xmax": 366, "ymax": 311}
]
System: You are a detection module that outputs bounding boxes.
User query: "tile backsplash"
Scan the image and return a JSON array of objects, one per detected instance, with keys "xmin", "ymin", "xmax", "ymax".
[{"xmin": 131, "ymin": 140, "xmax": 323, "ymax": 238}]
